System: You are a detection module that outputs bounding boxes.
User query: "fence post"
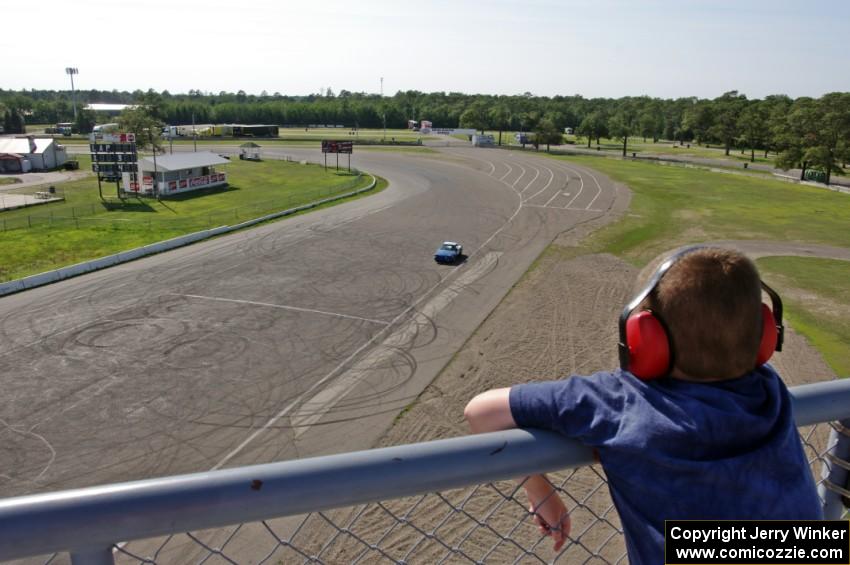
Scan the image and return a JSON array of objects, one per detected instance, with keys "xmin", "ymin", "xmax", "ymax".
[
  {"xmin": 69, "ymin": 546, "xmax": 115, "ymax": 565},
  {"xmin": 819, "ymin": 418, "xmax": 850, "ymax": 519}
]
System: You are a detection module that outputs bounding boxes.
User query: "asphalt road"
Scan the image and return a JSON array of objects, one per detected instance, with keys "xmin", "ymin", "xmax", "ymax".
[{"xmin": 0, "ymin": 146, "xmax": 624, "ymax": 499}]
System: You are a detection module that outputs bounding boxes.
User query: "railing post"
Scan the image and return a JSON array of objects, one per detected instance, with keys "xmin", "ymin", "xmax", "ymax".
[
  {"xmin": 70, "ymin": 546, "xmax": 114, "ymax": 565},
  {"xmin": 819, "ymin": 418, "xmax": 850, "ymax": 519}
]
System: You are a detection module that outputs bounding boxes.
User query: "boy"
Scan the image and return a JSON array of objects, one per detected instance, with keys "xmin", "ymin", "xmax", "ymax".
[{"xmin": 464, "ymin": 247, "xmax": 822, "ymax": 564}]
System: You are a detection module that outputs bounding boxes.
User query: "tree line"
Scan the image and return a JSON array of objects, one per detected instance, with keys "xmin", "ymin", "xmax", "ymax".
[{"xmin": 2, "ymin": 88, "xmax": 848, "ymax": 182}]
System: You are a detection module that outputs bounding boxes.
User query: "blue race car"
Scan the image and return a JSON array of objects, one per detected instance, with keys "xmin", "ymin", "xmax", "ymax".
[{"xmin": 434, "ymin": 241, "xmax": 463, "ymax": 264}]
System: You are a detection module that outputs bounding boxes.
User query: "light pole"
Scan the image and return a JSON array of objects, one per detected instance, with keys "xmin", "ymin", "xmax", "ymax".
[
  {"xmin": 380, "ymin": 77, "xmax": 386, "ymax": 141},
  {"xmin": 65, "ymin": 67, "xmax": 79, "ymax": 121}
]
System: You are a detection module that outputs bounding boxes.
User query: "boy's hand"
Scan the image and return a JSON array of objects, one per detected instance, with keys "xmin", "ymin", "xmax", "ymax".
[{"xmin": 524, "ymin": 475, "xmax": 571, "ymax": 551}]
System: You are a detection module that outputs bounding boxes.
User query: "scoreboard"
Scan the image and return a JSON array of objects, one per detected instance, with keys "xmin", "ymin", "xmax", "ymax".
[{"xmin": 321, "ymin": 140, "xmax": 354, "ymax": 154}]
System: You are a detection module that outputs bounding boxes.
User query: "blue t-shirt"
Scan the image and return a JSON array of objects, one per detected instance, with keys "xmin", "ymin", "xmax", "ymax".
[{"xmin": 509, "ymin": 364, "xmax": 822, "ymax": 565}]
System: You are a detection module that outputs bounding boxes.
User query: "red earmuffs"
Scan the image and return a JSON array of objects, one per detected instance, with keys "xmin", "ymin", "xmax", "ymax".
[{"xmin": 618, "ymin": 247, "xmax": 784, "ymax": 381}]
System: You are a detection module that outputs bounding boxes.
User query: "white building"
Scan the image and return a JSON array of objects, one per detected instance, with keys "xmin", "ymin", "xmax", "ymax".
[
  {"xmin": 0, "ymin": 136, "xmax": 68, "ymax": 172},
  {"xmin": 85, "ymin": 103, "xmax": 135, "ymax": 115},
  {"xmin": 134, "ymin": 151, "xmax": 229, "ymax": 196}
]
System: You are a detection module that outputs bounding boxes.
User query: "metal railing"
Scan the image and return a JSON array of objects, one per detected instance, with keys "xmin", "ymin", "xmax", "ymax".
[{"xmin": 1, "ymin": 379, "xmax": 848, "ymax": 564}]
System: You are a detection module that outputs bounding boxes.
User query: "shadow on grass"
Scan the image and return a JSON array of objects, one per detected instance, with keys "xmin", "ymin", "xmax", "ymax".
[
  {"xmin": 159, "ymin": 183, "xmax": 240, "ymax": 202},
  {"xmin": 101, "ymin": 198, "xmax": 156, "ymax": 213}
]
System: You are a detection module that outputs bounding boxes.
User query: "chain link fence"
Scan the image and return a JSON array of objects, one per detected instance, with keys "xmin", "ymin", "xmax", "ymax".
[
  {"xmin": 83, "ymin": 422, "xmax": 840, "ymax": 565},
  {"xmin": 3, "ymin": 382, "xmax": 847, "ymax": 565}
]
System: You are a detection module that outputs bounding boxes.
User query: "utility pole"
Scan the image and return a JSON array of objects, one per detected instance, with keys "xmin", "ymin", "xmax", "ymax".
[
  {"xmin": 380, "ymin": 77, "xmax": 386, "ymax": 141},
  {"xmin": 65, "ymin": 67, "xmax": 79, "ymax": 121}
]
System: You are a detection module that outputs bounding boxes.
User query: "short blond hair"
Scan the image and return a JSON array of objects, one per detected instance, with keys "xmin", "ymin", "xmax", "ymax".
[{"xmin": 644, "ymin": 247, "xmax": 763, "ymax": 379}]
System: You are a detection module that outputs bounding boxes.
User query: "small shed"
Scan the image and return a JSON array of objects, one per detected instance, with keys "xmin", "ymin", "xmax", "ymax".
[
  {"xmin": 0, "ymin": 153, "xmax": 29, "ymax": 173},
  {"xmin": 135, "ymin": 151, "xmax": 229, "ymax": 196},
  {"xmin": 0, "ymin": 137, "xmax": 67, "ymax": 170},
  {"xmin": 239, "ymin": 142, "xmax": 261, "ymax": 161}
]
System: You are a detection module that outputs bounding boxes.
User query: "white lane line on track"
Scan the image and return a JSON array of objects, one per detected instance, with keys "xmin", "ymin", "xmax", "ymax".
[
  {"xmin": 551, "ymin": 161, "xmax": 602, "ymax": 210},
  {"xmin": 561, "ymin": 168, "xmax": 585, "ymax": 209},
  {"xmin": 175, "ymin": 294, "xmax": 391, "ymax": 326},
  {"xmin": 499, "ymin": 162, "xmax": 513, "ymax": 181},
  {"xmin": 543, "ymin": 187, "xmax": 562, "ymax": 207},
  {"xmin": 290, "ymin": 251, "xmax": 502, "ymax": 436},
  {"xmin": 512, "ymin": 163, "xmax": 528, "ymax": 189},
  {"xmin": 517, "ymin": 164, "xmax": 538, "ymax": 193},
  {"xmin": 523, "ymin": 165, "xmax": 555, "ymax": 202}
]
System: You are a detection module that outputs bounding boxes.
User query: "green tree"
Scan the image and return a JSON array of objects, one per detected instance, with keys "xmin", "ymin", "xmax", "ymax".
[
  {"xmin": 608, "ymin": 101, "xmax": 639, "ymax": 157},
  {"xmin": 775, "ymin": 97, "xmax": 817, "ymax": 180},
  {"xmin": 815, "ymin": 92, "xmax": 850, "ymax": 184},
  {"xmin": 775, "ymin": 94, "xmax": 850, "ymax": 184},
  {"xmin": 119, "ymin": 106, "xmax": 164, "ymax": 151},
  {"xmin": 533, "ymin": 118, "xmax": 563, "ymax": 152},
  {"xmin": 74, "ymin": 107, "xmax": 97, "ymax": 134},
  {"xmin": 459, "ymin": 101, "xmax": 489, "ymax": 133},
  {"xmin": 736, "ymin": 101, "xmax": 770, "ymax": 162},
  {"xmin": 681, "ymin": 101, "xmax": 713, "ymax": 145},
  {"xmin": 639, "ymin": 101, "xmax": 665, "ymax": 142},
  {"xmin": 576, "ymin": 110, "xmax": 607, "ymax": 148},
  {"xmin": 488, "ymin": 104, "xmax": 510, "ymax": 146},
  {"xmin": 709, "ymin": 91, "xmax": 747, "ymax": 155}
]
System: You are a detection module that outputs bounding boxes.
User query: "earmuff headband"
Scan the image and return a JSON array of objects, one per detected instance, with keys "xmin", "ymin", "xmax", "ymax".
[
  {"xmin": 618, "ymin": 246, "xmax": 704, "ymax": 371},
  {"xmin": 618, "ymin": 246, "xmax": 785, "ymax": 374}
]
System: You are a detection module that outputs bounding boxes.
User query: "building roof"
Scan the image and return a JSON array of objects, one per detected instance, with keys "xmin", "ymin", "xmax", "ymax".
[
  {"xmin": 137, "ymin": 151, "xmax": 230, "ymax": 172},
  {"xmin": 85, "ymin": 103, "xmax": 134, "ymax": 112},
  {"xmin": 0, "ymin": 137, "xmax": 57, "ymax": 155}
]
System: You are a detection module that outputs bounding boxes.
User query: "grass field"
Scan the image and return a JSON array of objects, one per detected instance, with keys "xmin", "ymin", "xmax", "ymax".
[
  {"xmin": 554, "ymin": 155, "xmax": 850, "ymax": 375},
  {"xmin": 757, "ymin": 257, "xmax": 850, "ymax": 376},
  {"xmin": 480, "ymin": 130, "xmax": 777, "ymax": 165},
  {"xmin": 0, "ymin": 156, "xmax": 378, "ymax": 282},
  {"xmin": 0, "ymin": 178, "xmax": 20, "ymax": 186}
]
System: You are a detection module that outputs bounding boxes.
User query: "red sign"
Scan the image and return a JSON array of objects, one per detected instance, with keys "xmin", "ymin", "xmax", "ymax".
[
  {"xmin": 179, "ymin": 179, "xmax": 188, "ymax": 188},
  {"xmin": 168, "ymin": 181, "xmax": 177, "ymax": 191},
  {"xmin": 321, "ymin": 140, "xmax": 353, "ymax": 154}
]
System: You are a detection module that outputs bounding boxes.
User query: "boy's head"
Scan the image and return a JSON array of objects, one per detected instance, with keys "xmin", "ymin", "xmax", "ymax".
[{"xmin": 636, "ymin": 246, "xmax": 764, "ymax": 380}]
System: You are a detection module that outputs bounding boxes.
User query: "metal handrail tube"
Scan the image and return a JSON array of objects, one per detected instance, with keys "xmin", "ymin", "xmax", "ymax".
[
  {"xmin": 0, "ymin": 379, "xmax": 848, "ymax": 562},
  {"xmin": 787, "ymin": 379, "xmax": 850, "ymax": 426},
  {"xmin": 0, "ymin": 429, "xmax": 590, "ymax": 561}
]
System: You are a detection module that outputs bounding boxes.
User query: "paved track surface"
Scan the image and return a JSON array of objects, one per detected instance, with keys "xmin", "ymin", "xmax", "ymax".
[{"xmin": 0, "ymin": 147, "xmax": 624, "ymax": 498}]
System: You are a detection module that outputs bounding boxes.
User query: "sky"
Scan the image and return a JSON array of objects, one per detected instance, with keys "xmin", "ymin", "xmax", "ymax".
[{"xmin": 3, "ymin": 0, "xmax": 849, "ymax": 100}]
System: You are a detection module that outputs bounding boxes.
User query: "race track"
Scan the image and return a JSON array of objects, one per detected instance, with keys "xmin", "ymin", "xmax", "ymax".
[{"xmin": 0, "ymin": 146, "xmax": 625, "ymax": 498}]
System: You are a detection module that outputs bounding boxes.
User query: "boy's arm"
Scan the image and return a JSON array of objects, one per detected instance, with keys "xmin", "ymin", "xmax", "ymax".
[
  {"xmin": 463, "ymin": 387, "xmax": 516, "ymax": 432},
  {"xmin": 464, "ymin": 387, "xmax": 571, "ymax": 551}
]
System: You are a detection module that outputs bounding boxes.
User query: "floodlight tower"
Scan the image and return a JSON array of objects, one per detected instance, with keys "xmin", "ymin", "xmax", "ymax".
[
  {"xmin": 380, "ymin": 77, "xmax": 386, "ymax": 141},
  {"xmin": 65, "ymin": 67, "xmax": 79, "ymax": 120}
]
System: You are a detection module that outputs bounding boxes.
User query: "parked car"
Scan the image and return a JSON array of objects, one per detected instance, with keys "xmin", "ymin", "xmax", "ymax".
[{"xmin": 434, "ymin": 241, "xmax": 463, "ymax": 264}]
